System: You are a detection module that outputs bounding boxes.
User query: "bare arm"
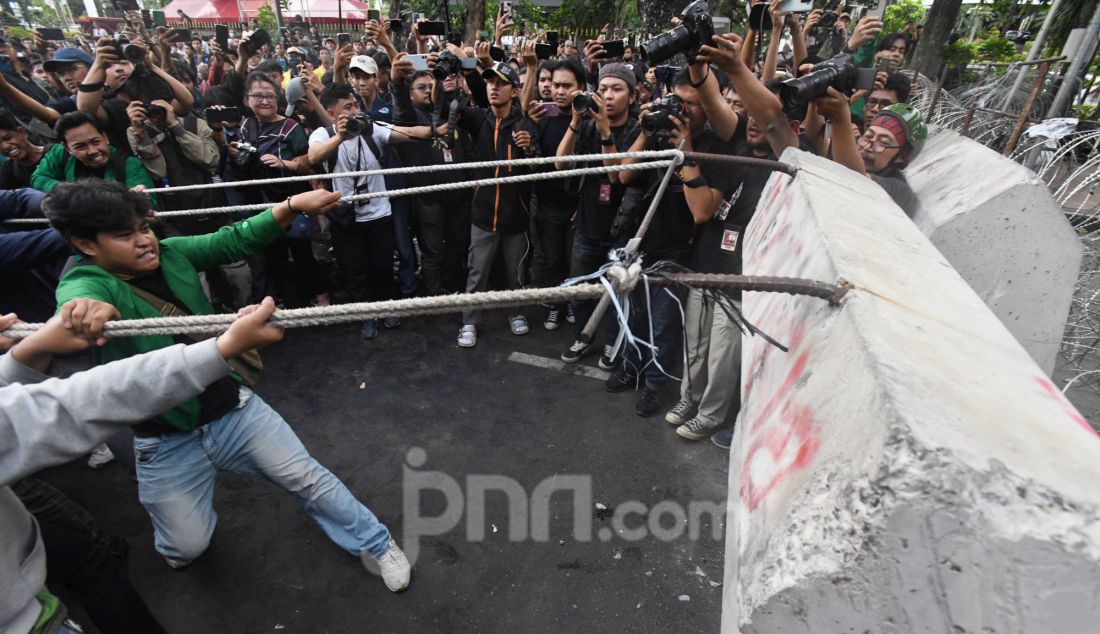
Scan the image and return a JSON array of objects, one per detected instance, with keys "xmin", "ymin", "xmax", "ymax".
[
  {"xmin": 690, "ymin": 62, "xmax": 739, "ymax": 143},
  {"xmin": 0, "ymin": 74, "xmax": 62, "ymax": 124},
  {"xmin": 699, "ymin": 34, "xmax": 798, "ymax": 157},
  {"xmin": 816, "ymin": 88, "xmax": 865, "ymax": 175}
]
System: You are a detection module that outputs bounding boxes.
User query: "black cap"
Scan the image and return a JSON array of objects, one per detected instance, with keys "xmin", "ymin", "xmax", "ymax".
[{"xmin": 481, "ymin": 61, "xmax": 519, "ymax": 87}]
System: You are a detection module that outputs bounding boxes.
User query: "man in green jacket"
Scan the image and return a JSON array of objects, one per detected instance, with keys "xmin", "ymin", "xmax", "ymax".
[
  {"xmin": 45, "ymin": 181, "xmax": 412, "ymax": 593},
  {"xmin": 30, "ymin": 111, "xmax": 157, "ymax": 207}
]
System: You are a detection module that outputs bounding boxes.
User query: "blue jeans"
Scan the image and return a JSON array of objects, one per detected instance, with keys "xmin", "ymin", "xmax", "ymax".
[
  {"xmin": 569, "ymin": 232, "xmax": 620, "ymax": 343},
  {"xmin": 133, "ymin": 388, "xmax": 391, "ymax": 561},
  {"xmin": 624, "ymin": 284, "xmax": 684, "ymax": 391}
]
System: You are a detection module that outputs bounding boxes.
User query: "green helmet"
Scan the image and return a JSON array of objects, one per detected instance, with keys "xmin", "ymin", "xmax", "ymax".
[{"xmin": 874, "ymin": 103, "xmax": 928, "ymax": 156}]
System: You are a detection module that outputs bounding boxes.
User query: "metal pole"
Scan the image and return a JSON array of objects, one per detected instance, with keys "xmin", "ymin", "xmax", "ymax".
[
  {"xmin": 273, "ymin": 0, "xmax": 285, "ymax": 29},
  {"xmin": 927, "ymin": 63, "xmax": 948, "ymax": 119},
  {"xmin": 1004, "ymin": 60, "xmax": 1051, "ymax": 156},
  {"xmin": 577, "ymin": 142, "xmax": 685, "ymax": 345},
  {"xmin": 999, "ymin": 0, "xmax": 1064, "ymax": 111},
  {"xmin": 1046, "ymin": 0, "xmax": 1100, "ymax": 118}
]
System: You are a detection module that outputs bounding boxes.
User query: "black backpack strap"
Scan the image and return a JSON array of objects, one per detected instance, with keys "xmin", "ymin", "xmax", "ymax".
[{"xmin": 111, "ymin": 148, "xmax": 130, "ymax": 185}]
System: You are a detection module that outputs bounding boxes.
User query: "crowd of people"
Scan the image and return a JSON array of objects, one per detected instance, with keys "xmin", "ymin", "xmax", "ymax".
[{"xmin": 1, "ymin": 1, "xmax": 928, "ymax": 631}]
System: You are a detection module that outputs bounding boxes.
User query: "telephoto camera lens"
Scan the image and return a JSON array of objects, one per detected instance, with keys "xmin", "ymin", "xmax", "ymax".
[{"xmin": 639, "ymin": 0, "xmax": 714, "ymax": 64}]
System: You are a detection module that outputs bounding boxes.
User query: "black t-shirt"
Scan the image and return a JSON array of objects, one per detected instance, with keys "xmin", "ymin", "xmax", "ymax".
[
  {"xmin": 127, "ymin": 270, "xmax": 240, "ymax": 433},
  {"xmin": 0, "ymin": 144, "xmax": 52, "ymax": 190},
  {"xmin": 871, "ymin": 169, "xmax": 918, "ymax": 217},
  {"xmin": 73, "ymin": 161, "xmax": 107, "ymax": 181},
  {"xmin": 47, "ymin": 95, "xmax": 78, "ymax": 117},
  {"xmin": 693, "ymin": 144, "xmax": 777, "ymax": 274},
  {"xmin": 102, "ymin": 97, "xmax": 133, "ymax": 152},
  {"xmin": 533, "ymin": 115, "xmax": 577, "ymax": 218},
  {"xmin": 638, "ymin": 129, "xmax": 734, "ymax": 264},
  {"xmin": 574, "ymin": 118, "xmax": 641, "ymax": 241}
]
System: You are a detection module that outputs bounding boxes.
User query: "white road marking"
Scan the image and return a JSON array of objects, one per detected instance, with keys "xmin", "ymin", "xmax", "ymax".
[{"xmin": 507, "ymin": 351, "xmax": 611, "ymax": 382}]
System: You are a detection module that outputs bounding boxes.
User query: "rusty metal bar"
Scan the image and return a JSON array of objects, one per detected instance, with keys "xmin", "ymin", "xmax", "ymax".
[
  {"xmin": 645, "ymin": 273, "xmax": 850, "ymax": 306},
  {"xmin": 684, "ymin": 151, "xmax": 797, "ymax": 176},
  {"xmin": 1004, "ymin": 60, "xmax": 1052, "ymax": 156},
  {"xmin": 927, "ymin": 63, "xmax": 948, "ymax": 119}
]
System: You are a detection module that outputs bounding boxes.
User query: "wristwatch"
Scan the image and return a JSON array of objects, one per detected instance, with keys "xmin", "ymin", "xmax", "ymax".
[{"xmin": 600, "ymin": 135, "xmax": 615, "ymax": 146}]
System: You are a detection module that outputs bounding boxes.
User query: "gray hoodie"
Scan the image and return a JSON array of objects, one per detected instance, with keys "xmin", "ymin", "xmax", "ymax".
[{"xmin": 0, "ymin": 339, "xmax": 231, "ymax": 634}]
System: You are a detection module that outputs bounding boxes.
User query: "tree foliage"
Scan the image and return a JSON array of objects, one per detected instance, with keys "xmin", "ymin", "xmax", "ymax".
[
  {"xmin": 883, "ymin": 0, "xmax": 927, "ymax": 34},
  {"xmin": 975, "ymin": 34, "xmax": 1017, "ymax": 61},
  {"xmin": 256, "ymin": 3, "xmax": 278, "ymax": 29}
]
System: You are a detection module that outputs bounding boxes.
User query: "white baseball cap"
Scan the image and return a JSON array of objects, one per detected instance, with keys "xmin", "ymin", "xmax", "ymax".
[{"xmin": 349, "ymin": 55, "xmax": 378, "ymax": 75}]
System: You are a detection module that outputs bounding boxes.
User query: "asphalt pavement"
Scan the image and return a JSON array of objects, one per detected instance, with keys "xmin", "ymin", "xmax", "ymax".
[{"xmin": 38, "ymin": 308, "xmax": 729, "ymax": 633}]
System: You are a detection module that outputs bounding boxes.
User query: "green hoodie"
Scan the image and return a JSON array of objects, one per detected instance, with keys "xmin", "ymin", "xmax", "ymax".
[
  {"xmin": 55, "ymin": 210, "xmax": 285, "ymax": 432},
  {"xmin": 30, "ymin": 144, "xmax": 158, "ymax": 207}
]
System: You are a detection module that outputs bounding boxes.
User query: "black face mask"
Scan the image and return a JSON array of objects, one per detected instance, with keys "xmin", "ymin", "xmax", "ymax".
[{"xmin": 288, "ymin": 55, "xmax": 302, "ymax": 67}]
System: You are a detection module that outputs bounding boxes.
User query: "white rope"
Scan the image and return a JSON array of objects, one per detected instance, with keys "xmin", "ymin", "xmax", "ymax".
[
  {"xmin": 3, "ymin": 158, "xmax": 678, "ymax": 225},
  {"xmin": 0, "ymin": 280, "xmax": 628, "ymax": 339},
  {"xmin": 138, "ymin": 149, "xmax": 686, "ymax": 194}
]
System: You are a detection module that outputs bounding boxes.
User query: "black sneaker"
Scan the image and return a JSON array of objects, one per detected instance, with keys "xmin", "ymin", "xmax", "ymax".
[
  {"xmin": 566, "ymin": 303, "xmax": 577, "ymax": 324},
  {"xmin": 544, "ymin": 307, "xmax": 562, "ymax": 330},
  {"xmin": 636, "ymin": 388, "xmax": 661, "ymax": 417},
  {"xmin": 605, "ymin": 367, "xmax": 638, "ymax": 393},
  {"xmin": 561, "ymin": 340, "xmax": 590, "ymax": 363},
  {"xmin": 598, "ymin": 344, "xmax": 619, "ymax": 370}
]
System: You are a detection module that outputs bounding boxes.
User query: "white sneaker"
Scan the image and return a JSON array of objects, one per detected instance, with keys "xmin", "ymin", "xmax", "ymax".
[
  {"xmin": 509, "ymin": 315, "xmax": 530, "ymax": 335},
  {"xmin": 87, "ymin": 443, "xmax": 115, "ymax": 469},
  {"xmin": 362, "ymin": 539, "xmax": 412, "ymax": 592},
  {"xmin": 457, "ymin": 325, "xmax": 477, "ymax": 348}
]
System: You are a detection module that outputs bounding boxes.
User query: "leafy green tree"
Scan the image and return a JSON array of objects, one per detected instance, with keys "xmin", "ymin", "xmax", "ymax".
[
  {"xmin": 975, "ymin": 35, "xmax": 1017, "ymax": 61},
  {"xmin": 883, "ymin": 0, "xmax": 927, "ymax": 34},
  {"xmin": 256, "ymin": 3, "xmax": 278, "ymax": 29}
]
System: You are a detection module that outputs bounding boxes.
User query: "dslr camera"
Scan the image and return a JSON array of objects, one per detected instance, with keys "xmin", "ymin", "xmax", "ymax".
[
  {"xmin": 144, "ymin": 102, "xmax": 167, "ymax": 119},
  {"xmin": 112, "ymin": 36, "xmax": 147, "ymax": 63},
  {"xmin": 344, "ymin": 112, "xmax": 373, "ymax": 138},
  {"xmin": 232, "ymin": 141, "xmax": 259, "ymax": 168},
  {"xmin": 432, "ymin": 50, "xmax": 462, "ymax": 80},
  {"xmin": 641, "ymin": 94, "xmax": 687, "ymax": 138},
  {"xmin": 640, "ymin": 0, "xmax": 714, "ymax": 64},
  {"xmin": 572, "ymin": 92, "xmax": 600, "ymax": 115},
  {"xmin": 776, "ymin": 53, "xmax": 875, "ymax": 113}
]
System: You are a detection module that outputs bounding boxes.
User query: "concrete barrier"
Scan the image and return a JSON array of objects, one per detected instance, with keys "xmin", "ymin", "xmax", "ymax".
[
  {"xmin": 903, "ymin": 127, "xmax": 1081, "ymax": 376},
  {"xmin": 723, "ymin": 149, "xmax": 1100, "ymax": 633}
]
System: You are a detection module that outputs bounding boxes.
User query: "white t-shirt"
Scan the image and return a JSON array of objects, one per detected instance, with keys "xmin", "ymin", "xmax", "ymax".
[{"xmin": 308, "ymin": 122, "xmax": 393, "ymax": 222}]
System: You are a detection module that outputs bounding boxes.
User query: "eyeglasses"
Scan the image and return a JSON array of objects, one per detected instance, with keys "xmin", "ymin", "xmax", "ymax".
[
  {"xmin": 412, "ymin": 83, "xmax": 432, "ymax": 91},
  {"xmin": 865, "ymin": 98, "xmax": 894, "ymax": 110},
  {"xmin": 247, "ymin": 93, "xmax": 278, "ymax": 102},
  {"xmin": 857, "ymin": 134, "xmax": 900, "ymax": 153}
]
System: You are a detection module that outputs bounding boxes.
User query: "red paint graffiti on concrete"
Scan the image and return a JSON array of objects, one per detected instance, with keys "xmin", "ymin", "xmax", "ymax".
[
  {"xmin": 1034, "ymin": 376, "xmax": 1099, "ymax": 438},
  {"xmin": 740, "ymin": 400, "xmax": 821, "ymax": 512}
]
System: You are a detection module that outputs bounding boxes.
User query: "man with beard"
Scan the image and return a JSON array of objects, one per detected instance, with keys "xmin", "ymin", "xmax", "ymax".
[{"xmin": 30, "ymin": 111, "xmax": 155, "ymax": 199}]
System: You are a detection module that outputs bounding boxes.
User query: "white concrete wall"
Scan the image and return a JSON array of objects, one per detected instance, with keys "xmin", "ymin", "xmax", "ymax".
[
  {"xmin": 723, "ymin": 149, "xmax": 1100, "ymax": 634},
  {"xmin": 904, "ymin": 127, "xmax": 1081, "ymax": 376}
]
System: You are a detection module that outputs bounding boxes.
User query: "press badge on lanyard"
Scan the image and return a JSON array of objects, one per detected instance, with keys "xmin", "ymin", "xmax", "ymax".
[
  {"xmin": 441, "ymin": 148, "xmax": 454, "ymax": 163},
  {"xmin": 598, "ymin": 178, "xmax": 612, "ymax": 204}
]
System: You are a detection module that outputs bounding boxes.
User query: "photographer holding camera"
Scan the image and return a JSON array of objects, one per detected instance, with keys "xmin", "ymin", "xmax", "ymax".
[
  {"xmin": 76, "ymin": 37, "xmax": 196, "ymax": 153},
  {"xmin": 126, "ymin": 88, "xmax": 222, "ymax": 236},
  {"xmin": 608, "ymin": 66, "xmax": 734, "ymax": 418},
  {"xmin": 307, "ymin": 82, "xmax": 433, "ymax": 340},
  {"xmin": 226, "ymin": 71, "xmax": 324, "ymax": 309},
  {"xmin": 391, "ymin": 52, "xmax": 475, "ymax": 296},
  {"xmin": 520, "ymin": 42, "xmax": 587, "ymax": 330},
  {"xmin": 554, "ymin": 63, "xmax": 641, "ymax": 368}
]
